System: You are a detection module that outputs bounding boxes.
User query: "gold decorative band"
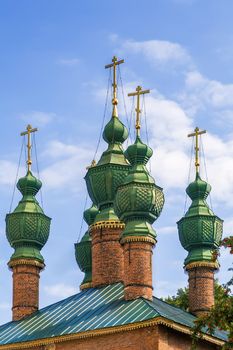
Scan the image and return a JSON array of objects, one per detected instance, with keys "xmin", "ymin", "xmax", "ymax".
[
  {"xmin": 0, "ymin": 316, "xmax": 224, "ymax": 349},
  {"xmin": 80, "ymin": 282, "xmax": 92, "ymax": 290},
  {"xmin": 91, "ymin": 220, "xmax": 125, "ymax": 230},
  {"xmin": 185, "ymin": 261, "xmax": 219, "ymax": 271},
  {"xmin": 121, "ymin": 236, "xmax": 156, "ymax": 245},
  {"xmin": 8, "ymin": 259, "xmax": 45, "ymax": 270}
]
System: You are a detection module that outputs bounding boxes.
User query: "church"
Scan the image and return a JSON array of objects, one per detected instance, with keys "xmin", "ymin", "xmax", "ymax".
[{"xmin": 0, "ymin": 57, "xmax": 227, "ymax": 349}]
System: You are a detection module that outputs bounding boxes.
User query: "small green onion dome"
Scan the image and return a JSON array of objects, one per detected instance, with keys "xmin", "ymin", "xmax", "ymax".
[
  {"xmin": 75, "ymin": 204, "xmax": 99, "ymax": 287},
  {"xmin": 83, "ymin": 204, "xmax": 99, "ymax": 226},
  {"xmin": 114, "ymin": 136, "xmax": 164, "ymax": 240},
  {"xmin": 85, "ymin": 110, "xmax": 130, "ymax": 223},
  {"xmin": 6, "ymin": 171, "xmax": 51, "ymax": 263},
  {"xmin": 177, "ymin": 172, "xmax": 223, "ymax": 266},
  {"xmin": 103, "ymin": 115, "xmax": 128, "ymax": 144},
  {"xmin": 125, "ymin": 135, "xmax": 153, "ymax": 165},
  {"xmin": 186, "ymin": 172, "xmax": 211, "ymax": 201}
]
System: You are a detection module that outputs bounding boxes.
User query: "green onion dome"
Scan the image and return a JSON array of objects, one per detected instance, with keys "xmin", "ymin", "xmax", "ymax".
[
  {"xmin": 114, "ymin": 136, "xmax": 164, "ymax": 240},
  {"xmin": 85, "ymin": 111, "xmax": 130, "ymax": 223},
  {"xmin": 6, "ymin": 171, "xmax": 51, "ymax": 263},
  {"xmin": 75, "ymin": 204, "xmax": 99, "ymax": 287},
  {"xmin": 177, "ymin": 172, "xmax": 223, "ymax": 266}
]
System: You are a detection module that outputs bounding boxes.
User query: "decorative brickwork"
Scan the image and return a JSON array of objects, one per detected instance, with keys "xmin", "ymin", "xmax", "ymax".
[
  {"xmin": 123, "ymin": 240, "xmax": 155, "ymax": 300},
  {"xmin": 13, "ymin": 325, "xmax": 221, "ymax": 350},
  {"xmin": 91, "ymin": 223, "xmax": 124, "ymax": 287},
  {"xmin": 186, "ymin": 263, "xmax": 215, "ymax": 317},
  {"xmin": 9, "ymin": 259, "xmax": 44, "ymax": 321}
]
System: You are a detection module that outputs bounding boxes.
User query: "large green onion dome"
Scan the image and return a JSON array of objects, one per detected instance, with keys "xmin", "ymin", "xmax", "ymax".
[
  {"xmin": 177, "ymin": 172, "xmax": 223, "ymax": 266},
  {"xmin": 75, "ymin": 204, "xmax": 99, "ymax": 287},
  {"xmin": 85, "ymin": 106, "xmax": 130, "ymax": 223},
  {"xmin": 114, "ymin": 135, "xmax": 164, "ymax": 240},
  {"xmin": 6, "ymin": 171, "xmax": 51, "ymax": 263}
]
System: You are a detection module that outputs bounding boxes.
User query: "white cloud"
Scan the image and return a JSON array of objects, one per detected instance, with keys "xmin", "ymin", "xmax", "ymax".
[
  {"xmin": 41, "ymin": 141, "xmax": 94, "ymax": 190},
  {"xmin": 20, "ymin": 111, "xmax": 56, "ymax": 127},
  {"xmin": 58, "ymin": 58, "xmax": 80, "ymax": 66},
  {"xmin": 44, "ymin": 283, "xmax": 76, "ymax": 298},
  {"xmin": 120, "ymin": 39, "xmax": 192, "ymax": 67}
]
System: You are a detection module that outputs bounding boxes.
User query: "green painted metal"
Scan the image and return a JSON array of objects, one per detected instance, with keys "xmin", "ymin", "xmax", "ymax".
[
  {"xmin": 115, "ymin": 136, "xmax": 164, "ymax": 239},
  {"xmin": 177, "ymin": 172, "xmax": 223, "ymax": 265},
  {"xmin": 75, "ymin": 204, "xmax": 99, "ymax": 285},
  {"xmin": 85, "ymin": 111, "xmax": 130, "ymax": 222},
  {"xmin": 0, "ymin": 283, "xmax": 226, "ymax": 346},
  {"xmin": 5, "ymin": 171, "xmax": 51, "ymax": 263}
]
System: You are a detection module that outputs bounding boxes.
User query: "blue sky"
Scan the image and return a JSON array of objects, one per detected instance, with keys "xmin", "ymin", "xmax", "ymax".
[{"xmin": 0, "ymin": 0, "xmax": 232, "ymax": 323}]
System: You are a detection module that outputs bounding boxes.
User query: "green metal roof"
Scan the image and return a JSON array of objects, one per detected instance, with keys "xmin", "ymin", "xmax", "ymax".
[{"xmin": 0, "ymin": 283, "xmax": 227, "ymax": 346}]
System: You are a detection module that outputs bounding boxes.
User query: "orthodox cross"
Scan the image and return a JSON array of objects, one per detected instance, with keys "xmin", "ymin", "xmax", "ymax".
[
  {"xmin": 105, "ymin": 56, "xmax": 124, "ymax": 107},
  {"xmin": 188, "ymin": 127, "xmax": 206, "ymax": 173},
  {"xmin": 128, "ymin": 86, "xmax": 150, "ymax": 136},
  {"xmin": 21, "ymin": 124, "xmax": 38, "ymax": 172}
]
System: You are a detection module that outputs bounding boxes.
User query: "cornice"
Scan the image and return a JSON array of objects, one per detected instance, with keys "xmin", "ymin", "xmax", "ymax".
[{"xmin": 0, "ymin": 316, "xmax": 224, "ymax": 349}]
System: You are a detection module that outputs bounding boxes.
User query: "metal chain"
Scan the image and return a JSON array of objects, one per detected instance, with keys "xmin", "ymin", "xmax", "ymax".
[
  {"xmin": 200, "ymin": 136, "xmax": 213, "ymax": 210},
  {"xmin": 33, "ymin": 133, "xmax": 44, "ymax": 209},
  {"xmin": 184, "ymin": 137, "xmax": 194, "ymax": 215},
  {"xmin": 77, "ymin": 192, "xmax": 88, "ymax": 242},
  {"xmin": 9, "ymin": 137, "xmax": 24, "ymax": 213},
  {"xmin": 92, "ymin": 68, "xmax": 111, "ymax": 162}
]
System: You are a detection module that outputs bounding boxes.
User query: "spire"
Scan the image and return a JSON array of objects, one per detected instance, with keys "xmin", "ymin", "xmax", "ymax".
[
  {"xmin": 105, "ymin": 55, "xmax": 124, "ymax": 118},
  {"xmin": 5, "ymin": 125, "xmax": 51, "ymax": 320},
  {"xmin": 20, "ymin": 124, "xmax": 38, "ymax": 172},
  {"xmin": 75, "ymin": 204, "xmax": 99, "ymax": 290},
  {"xmin": 6, "ymin": 125, "xmax": 51, "ymax": 263},
  {"xmin": 85, "ymin": 56, "xmax": 129, "ymax": 222},
  {"xmin": 187, "ymin": 127, "xmax": 206, "ymax": 174},
  {"xmin": 114, "ymin": 87, "xmax": 164, "ymax": 300},
  {"xmin": 115, "ymin": 85, "xmax": 164, "ymax": 239},
  {"xmin": 128, "ymin": 85, "xmax": 150, "ymax": 137},
  {"xmin": 177, "ymin": 127, "xmax": 223, "ymax": 265}
]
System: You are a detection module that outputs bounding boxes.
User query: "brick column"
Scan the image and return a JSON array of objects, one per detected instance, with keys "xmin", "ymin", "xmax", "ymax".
[
  {"xmin": 186, "ymin": 262, "xmax": 217, "ymax": 317},
  {"xmin": 91, "ymin": 221, "xmax": 124, "ymax": 287},
  {"xmin": 9, "ymin": 259, "xmax": 44, "ymax": 321},
  {"xmin": 122, "ymin": 237, "xmax": 155, "ymax": 301}
]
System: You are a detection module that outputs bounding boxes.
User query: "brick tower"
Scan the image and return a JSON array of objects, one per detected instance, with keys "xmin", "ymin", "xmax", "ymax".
[
  {"xmin": 177, "ymin": 127, "xmax": 223, "ymax": 317},
  {"xmin": 85, "ymin": 56, "xmax": 130, "ymax": 287},
  {"xmin": 5, "ymin": 125, "xmax": 51, "ymax": 321},
  {"xmin": 115, "ymin": 86, "xmax": 164, "ymax": 301},
  {"xmin": 75, "ymin": 204, "xmax": 98, "ymax": 290}
]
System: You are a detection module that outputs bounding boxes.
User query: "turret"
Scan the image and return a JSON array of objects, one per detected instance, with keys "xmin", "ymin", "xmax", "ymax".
[
  {"xmin": 115, "ymin": 86, "xmax": 164, "ymax": 300},
  {"xmin": 75, "ymin": 204, "xmax": 98, "ymax": 290},
  {"xmin": 85, "ymin": 56, "xmax": 130, "ymax": 287},
  {"xmin": 177, "ymin": 127, "xmax": 223, "ymax": 316},
  {"xmin": 6, "ymin": 125, "xmax": 51, "ymax": 321}
]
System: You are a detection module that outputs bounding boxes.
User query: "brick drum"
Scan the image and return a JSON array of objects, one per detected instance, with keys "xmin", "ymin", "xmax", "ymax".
[
  {"xmin": 91, "ymin": 225, "xmax": 124, "ymax": 287},
  {"xmin": 123, "ymin": 240, "xmax": 154, "ymax": 300},
  {"xmin": 11, "ymin": 260, "xmax": 43, "ymax": 321},
  {"xmin": 187, "ymin": 265, "xmax": 215, "ymax": 317}
]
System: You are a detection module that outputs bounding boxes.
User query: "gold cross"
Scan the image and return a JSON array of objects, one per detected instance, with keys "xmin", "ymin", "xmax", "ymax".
[
  {"xmin": 105, "ymin": 56, "xmax": 124, "ymax": 109},
  {"xmin": 20, "ymin": 124, "xmax": 38, "ymax": 172},
  {"xmin": 128, "ymin": 86, "xmax": 150, "ymax": 136},
  {"xmin": 188, "ymin": 127, "xmax": 206, "ymax": 173}
]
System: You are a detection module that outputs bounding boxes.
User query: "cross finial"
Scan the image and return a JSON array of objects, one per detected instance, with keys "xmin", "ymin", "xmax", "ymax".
[
  {"xmin": 105, "ymin": 56, "xmax": 124, "ymax": 116},
  {"xmin": 20, "ymin": 124, "xmax": 38, "ymax": 172},
  {"xmin": 188, "ymin": 126, "xmax": 206, "ymax": 174},
  {"xmin": 128, "ymin": 85, "xmax": 150, "ymax": 136}
]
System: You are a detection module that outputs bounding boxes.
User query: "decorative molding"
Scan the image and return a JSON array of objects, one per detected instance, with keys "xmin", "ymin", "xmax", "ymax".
[
  {"xmin": 80, "ymin": 282, "xmax": 92, "ymax": 290},
  {"xmin": 91, "ymin": 220, "xmax": 125, "ymax": 230},
  {"xmin": 8, "ymin": 259, "xmax": 45, "ymax": 270},
  {"xmin": 185, "ymin": 261, "xmax": 219, "ymax": 271},
  {"xmin": 121, "ymin": 236, "xmax": 156, "ymax": 245},
  {"xmin": 0, "ymin": 316, "xmax": 224, "ymax": 349}
]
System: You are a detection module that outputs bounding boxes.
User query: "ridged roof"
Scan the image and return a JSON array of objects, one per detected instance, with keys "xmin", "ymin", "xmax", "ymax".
[{"xmin": 0, "ymin": 283, "xmax": 226, "ymax": 347}]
